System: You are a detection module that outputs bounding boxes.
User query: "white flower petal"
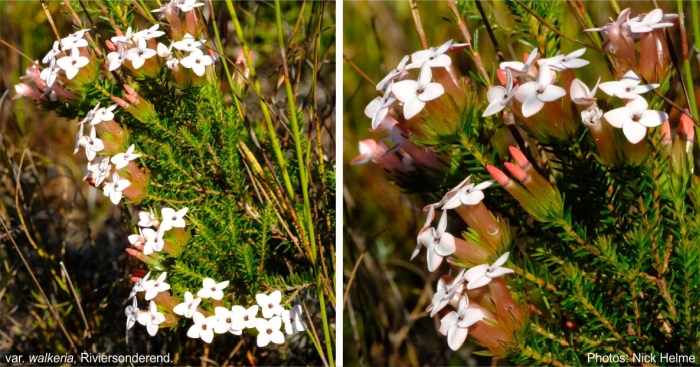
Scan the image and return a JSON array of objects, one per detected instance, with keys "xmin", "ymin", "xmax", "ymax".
[
  {"xmin": 623, "ymin": 121, "xmax": 647, "ymax": 144},
  {"xmin": 522, "ymin": 96, "xmax": 545, "ymax": 118}
]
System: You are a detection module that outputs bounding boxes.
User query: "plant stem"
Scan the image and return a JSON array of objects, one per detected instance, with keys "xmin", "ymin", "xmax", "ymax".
[
  {"xmin": 273, "ymin": 2, "xmax": 333, "ymax": 365},
  {"xmin": 677, "ymin": 0, "xmax": 700, "ymax": 147},
  {"xmin": 224, "ymin": 0, "xmax": 301, "ymax": 238}
]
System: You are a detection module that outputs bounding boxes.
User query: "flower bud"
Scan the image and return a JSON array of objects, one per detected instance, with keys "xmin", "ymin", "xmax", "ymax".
[
  {"xmin": 94, "ymin": 119, "xmax": 129, "ymax": 154},
  {"xmin": 453, "ymin": 202, "xmax": 511, "ymax": 252},
  {"xmin": 639, "ymin": 29, "xmax": 670, "ymax": 82},
  {"xmin": 120, "ymin": 162, "xmax": 149, "ymax": 204}
]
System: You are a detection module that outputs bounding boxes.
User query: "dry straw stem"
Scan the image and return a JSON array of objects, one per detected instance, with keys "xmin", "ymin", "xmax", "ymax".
[{"xmin": 2, "ymin": 149, "xmax": 76, "ymax": 352}]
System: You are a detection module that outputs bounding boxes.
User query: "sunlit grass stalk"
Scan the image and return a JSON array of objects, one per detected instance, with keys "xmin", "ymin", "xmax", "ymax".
[
  {"xmin": 274, "ymin": 2, "xmax": 333, "ymax": 365},
  {"xmin": 224, "ymin": 0, "xmax": 305, "ymax": 249},
  {"xmin": 677, "ymin": 0, "xmax": 699, "ymax": 125}
]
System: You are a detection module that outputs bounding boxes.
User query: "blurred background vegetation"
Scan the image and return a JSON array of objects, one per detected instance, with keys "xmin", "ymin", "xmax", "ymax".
[
  {"xmin": 0, "ymin": 1, "xmax": 334, "ymax": 365},
  {"xmin": 342, "ymin": 1, "xmax": 685, "ymax": 365}
]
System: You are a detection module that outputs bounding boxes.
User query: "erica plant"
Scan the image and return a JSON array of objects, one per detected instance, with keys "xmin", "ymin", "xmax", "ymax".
[
  {"xmin": 346, "ymin": 0, "xmax": 700, "ymax": 365},
  {"xmin": 9, "ymin": 0, "xmax": 334, "ymax": 364}
]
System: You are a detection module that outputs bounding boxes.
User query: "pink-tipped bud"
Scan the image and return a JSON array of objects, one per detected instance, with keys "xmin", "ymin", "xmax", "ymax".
[
  {"xmin": 123, "ymin": 84, "xmax": 137, "ymax": 96},
  {"xmin": 112, "ymin": 96, "xmax": 129, "ymax": 108},
  {"xmin": 678, "ymin": 111, "xmax": 695, "ymax": 142},
  {"xmin": 487, "ymin": 165, "xmax": 511, "ymax": 186},
  {"xmin": 504, "ymin": 162, "xmax": 529, "ymax": 183},
  {"xmin": 105, "ymin": 39, "xmax": 117, "ymax": 52},
  {"xmin": 508, "ymin": 146, "xmax": 531, "ymax": 169},
  {"xmin": 131, "ymin": 268, "xmax": 147, "ymax": 279},
  {"xmin": 660, "ymin": 119, "xmax": 672, "ymax": 144},
  {"xmin": 496, "ymin": 68, "xmax": 518, "ymax": 87},
  {"xmin": 124, "ymin": 93, "xmax": 139, "ymax": 105}
]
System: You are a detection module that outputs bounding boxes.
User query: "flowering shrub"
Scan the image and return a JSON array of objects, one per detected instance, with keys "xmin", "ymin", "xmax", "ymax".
[
  {"xmin": 11, "ymin": 0, "xmax": 334, "ymax": 364},
  {"xmin": 346, "ymin": 1, "xmax": 699, "ymax": 365}
]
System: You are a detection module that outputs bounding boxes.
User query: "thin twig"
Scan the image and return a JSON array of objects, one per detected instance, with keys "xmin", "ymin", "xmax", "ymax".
[
  {"xmin": 447, "ymin": 0, "xmax": 492, "ymax": 88},
  {"xmin": 59, "ymin": 262, "xmax": 91, "ymax": 339},
  {"xmin": 343, "ymin": 251, "xmax": 366, "ymax": 307},
  {"xmin": 409, "ymin": 0, "xmax": 428, "ymax": 49},
  {"xmin": 343, "ymin": 54, "xmax": 376, "ymax": 87}
]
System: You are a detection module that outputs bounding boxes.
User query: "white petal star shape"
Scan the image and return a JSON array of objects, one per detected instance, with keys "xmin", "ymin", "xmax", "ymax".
[
  {"xmin": 255, "ymin": 316, "xmax": 285, "ymax": 347},
  {"xmin": 392, "ymin": 63, "xmax": 445, "ymax": 120},
  {"xmin": 598, "ymin": 70, "xmax": 659, "ymax": 99},
  {"xmin": 256, "ymin": 290, "xmax": 284, "ymax": 318},
  {"xmin": 179, "ymin": 49, "xmax": 214, "ymax": 77},
  {"xmin": 441, "ymin": 179, "xmax": 494, "ymax": 210},
  {"xmin": 537, "ymin": 48, "xmax": 589, "ymax": 71},
  {"xmin": 56, "ymin": 47, "xmax": 89, "ymax": 80},
  {"xmin": 197, "ymin": 278, "xmax": 229, "ymax": 300},
  {"xmin": 187, "ymin": 311, "xmax": 217, "ymax": 343},
  {"xmin": 417, "ymin": 210, "xmax": 456, "ymax": 272},
  {"xmin": 439, "ymin": 296, "xmax": 484, "ymax": 351},
  {"xmin": 628, "ymin": 9, "xmax": 676, "ymax": 33},
  {"xmin": 500, "ymin": 48, "xmax": 539, "ymax": 76},
  {"xmin": 483, "ymin": 68, "xmax": 518, "ymax": 117},
  {"xmin": 281, "ymin": 304, "xmax": 307, "ymax": 335},
  {"xmin": 407, "ymin": 39, "xmax": 454, "ymax": 69},
  {"xmin": 464, "ymin": 252, "xmax": 515, "ymax": 290},
  {"xmin": 570, "ymin": 77, "xmax": 600, "ymax": 106},
  {"xmin": 142, "ymin": 272, "xmax": 170, "ymax": 301},
  {"xmin": 111, "ymin": 144, "xmax": 141, "ymax": 169},
  {"xmin": 137, "ymin": 300, "xmax": 166, "ymax": 336},
  {"xmin": 376, "ymin": 55, "xmax": 410, "ymax": 91},
  {"xmin": 159, "ymin": 207, "xmax": 189, "ymax": 231},
  {"xmin": 514, "ymin": 64, "xmax": 567, "ymax": 118},
  {"xmin": 603, "ymin": 96, "xmax": 666, "ymax": 144},
  {"xmin": 102, "ymin": 172, "xmax": 131, "ymax": 205},
  {"xmin": 125, "ymin": 297, "xmax": 140, "ymax": 330},
  {"xmin": 173, "ymin": 291, "xmax": 202, "ymax": 318}
]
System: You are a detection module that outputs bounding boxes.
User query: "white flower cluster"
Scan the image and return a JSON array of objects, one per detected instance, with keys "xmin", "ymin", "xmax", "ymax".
[
  {"xmin": 128, "ymin": 208, "xmax": 187, "ymax": 255},
  {"xmin": 107, "ymin": 24, "xmax": 215, "ymax": 77},
  {"xmin": 411, "ymin": 176, "xmax": 514, "ymax": 350},
  {"xmin": 127, "ymin": 274, "xmax": 307, "ymax": 346},
  {"xmin": 75, "ymin": 102, "xmax": 142, "ymax": 204},
  {"xmin": 40, "ymin": 29, "xmax": 91, "ymax": 88}
]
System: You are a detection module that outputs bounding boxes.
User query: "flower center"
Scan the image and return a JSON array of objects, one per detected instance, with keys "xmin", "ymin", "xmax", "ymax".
[
  {"xmin": 267, "ymin": 328, "xmax": 272, "ymax": 335},
  {"xmin": 632, "ymin": 115, "xmax": 641, "ymax": 122},
  {"xmin": 244, "ymin": 315, "xmax": 249, "ymax": 321},
  {"xmin": 202, "ymin": 324, "xmax": 207, "ymax": 330},
  {"xmin": 226, "ymin": 317, "xmax": 232, "ymax": 323},
  {"xmin": 211, "ymin": 286, "xmax": 216, "ymax": 291},
  {"xmin": 268, "ymin": 303, "xmax": 273, "ymax": 309}
]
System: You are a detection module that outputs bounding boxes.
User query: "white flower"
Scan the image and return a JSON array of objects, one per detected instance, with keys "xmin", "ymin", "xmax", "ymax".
[
  {"xmin": 157, "ymin": 42, "xmax": 173, "ymax": 59},
  {"xmin": 197, "ymin": 278, "xmax": 229, "ymax": 300},
  {"xmin": 407, "ymin": 39, "xmax": 453, "ymax": 69},
  {"xmin": 43, "ymin": 41, "xmax": 60, "ymax": 64},
  {"xmin": 134, "ymin": 25, "xmax": 165, "ymax": 40},
  {"xmin": 582, "ymin": 106, "xmax": 604, "ymax": 126},
  {"xmin": 500, "ymin": 48, "xmax": 539, "ymax": 76},
  {"xmin": 603, "ymin": 96, "xmax": 666, "ymax": 144},
  {"xmin": 412, "ymin": 205, "xmax": 436, "ymax": 260},
  {"xmin": 127, "ymin": 38, "xmax": 157, "ymax": 69},
  {"xmin": 177, "ymin": 0, "xmax": 204, "ymax": 12},
  {"xmin": 465, "ymin": 252, "xmax": 515, "ymax": 290},
  {"xmin": 255, "ymin": 316, "xmax": 285, "ymax": 347},
  {"xmin": 598, "ymin": 70, "xmax": 659, "ymax": 99},
  {"xmin": 173, "ymin": 291, "xmax": 202, "ymax": 318},
  {"xmin": 90, "ymin": 105, "xmax": 117, "ymax": 125},
  {"xmin": 172, "ymin": 33, "xmax": 205, "ymax": 52},
  {"xmin": 417, "ymin": 210, "xmax": 456, "ymax": 272},
  {"xmin": 138, "ymin": 210, "xmax": 159, "ymax": 228},
  {"xmin": 281, "ymin": 304, "xmax": 307, "ymax": 335},
  {"xmin": 424, "ymin": 176, "xmax": 474, "ymax": 210},
  {"xmin": 128, "ymin": 228, "xmax": 146, "ymax": 249},
  {"xmin": 187, "ymin": 312, "xmax": 217, "ymax": 343},
  {"xmin": 214, "ymin": 307, "xmax": 244, "ymax": 335},
  {"xmin": 365, "ymin": 87, "xmax": 396, "ymax": 130},
  {"xmin": 40, "ymin": 58, "xmax": 60, "ymax": 88},
  {"xmin": 439, "ymin": 296, "xmax": 484, "ymax": 351},
  {"xmin": 84, "ymin": 156, "xmax": 111, "ymax": 186},
  {"xmin": 514, "ymin": 64, "xmax": 567, "ymax": 118},
  {"xmin": 79, "ymin": 127, "xmax": 104, "ymax": 161},
  {"xmin": 125, "ymin": 297, "xmax": 140, "ymax": 330},
  {"xmin": 136, "ymin": 300, "xmax": 165, "ymax": 336},
  {"xmin": 128, "ymin": 271, "xmax": 150, "ymax": 300},
  {"xmin": 111, "ymin": 144, "xmax": 141, "ymax": 169},
  {"xmin": 102, "ymin": 172, "xmax": 131, "ymax": 205},
  {"xmin": 441, "ymin": 180, "xmax": 494, "ymax": 210},
  {"xmin": 585, "ymin": 8, "xmax": 632, "ymax": 33},
  {"xmin": 56, "ymin": 47, "xmax": 89, "ymax": 80},
  {"xmin": 60, "ymin": 30, "xmax": 88, "ymax": 51},
  {"xmin": 159, "ymin": 207, "xmax": 189, "ymax": 231},
  {"xmin": 376, "ymin": 55, "xmax": 410, "ymax": 91},
  {"xmin": 392, "ymin": 63, "xmax": 444, "ymax": 120},
  {"xmin": 628, "ymin": 9, "xmax": 676, "ymax": 33},
  {"xmin": 111, "ymin": 27, "xmax": 133, "ymax": 45},
  {"xmin": 537, "ymin": 48, "xmax": 589, "ymax": 71},
  {"xmin": 235, "ymin": 305, "xmax": 260, "ymax": 329},
  {"xmin": 107, "ymin": 43, "xmax": 128, "ymax": 71},
  {"xmin": 483, "ymin": 68, "xmax": 518, "ymax": 117},
  {"xmin": 180, "ymin": 49, "xmax": 214, "ymax": 77},
  {"xmin": 142, "ymin": 272, "xmax": 170, "ymax": 300},
  {"xmin": 570, "ymin": 77, "xmax": 600, "ymax": 106},
  {"xmin": 166, "ymin": 58, "xmax": 180, "ymax": 70},
  {"xmin": 428, "ymin": 269, "xmax": 466, "ymax": 317},
  {"xmin": 256, "ymin": 290, "xmax": 284, "ymax": 318},
  {"xmin": 142, "ymin": 227, "xmax": 165, "ymax": 255}
]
